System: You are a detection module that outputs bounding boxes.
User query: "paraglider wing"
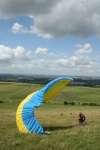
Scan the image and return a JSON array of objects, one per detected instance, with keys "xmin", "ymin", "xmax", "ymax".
[
  {"xmin": 43, "ymin": 77, "xmax": 72, "ymax": 102},
  {"xmin": 16, "ymin": 77, "xmax": 73, "ymax": 134}
]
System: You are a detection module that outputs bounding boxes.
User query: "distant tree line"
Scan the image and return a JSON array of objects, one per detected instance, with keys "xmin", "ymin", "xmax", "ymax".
[
  {"xmin": 72, "ymin": 78, "xmax": 100, "ymax": 87},
  {"xmin": 0, "ymin": 74, "xmax": 100, "ymax": 87}
]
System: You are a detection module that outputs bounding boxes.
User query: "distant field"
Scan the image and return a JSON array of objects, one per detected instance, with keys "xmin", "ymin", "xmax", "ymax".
[
  {"xmin": 0, "ymin": 82, "xmax": 42, "ymax": 107},
  {"xmin": 54, "ymin": 86, "xmax": 100, "ymax": 104},
  {"xmin": 0, "ymin": 82, "xmax": 100, "ymax": 150},
  {"xmin": 0, "ymin": 82, "xmax": 100, "ymax": 106}
]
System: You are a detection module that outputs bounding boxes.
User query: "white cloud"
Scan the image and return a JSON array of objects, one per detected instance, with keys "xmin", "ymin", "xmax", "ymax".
[
  {"xmin": 0, "ymin": 43, "xmax": 99, "ymax": 76},
  {"xmin": 11, "ymin": 22, "xmax": 31, "ymax": 34},
  {"xmin": 0, "ymin": 45, "xmax": 13, "ymax": 61},
  {"xmin": 13, "ymin": 46, "xmax": 32, "ymax": 60},
  {"xmin": 0, "ymin": 45, "xmax": 32, "ymax": 63},
  {"xmin": 54, "ymin": 43, "xmax": 96, "ymax": 74},
  {"xmin": 11, "ymin": 21, "xmax": 53, "ymax": 38},
  {"xmin": 1, "ymin": 0, "xmax": 99, "ymax": 38},
  {"xmin": 32, "ymin": 0, "xmax": 100, "ymax": 38},
  {"xmin": 11, "ymin": 22, "xmax": 24, "ymax": 33},
  {"xmin": 35, "ymin": 47, "xmax": 48, "ymax": 55},
  {"xmin": 56, "ymin": 55, "xmax": 96, "ymax": 69},
  {"xmin": 76, "ymin": 43, "xmax": 92, "ymax": 54}
]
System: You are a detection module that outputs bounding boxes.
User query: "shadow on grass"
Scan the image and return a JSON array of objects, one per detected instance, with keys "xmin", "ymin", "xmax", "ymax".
[{"xmin": 44, "ymin": 124, "xmax": 80, "ymax": 131}]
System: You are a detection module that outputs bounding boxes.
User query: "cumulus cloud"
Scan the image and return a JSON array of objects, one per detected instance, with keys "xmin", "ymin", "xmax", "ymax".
[
  {"xmin": 12, "ymin": 22, "xmax": 34, "ymax": 34},
  {"xmin": 0, "ymin": 45, "xmax": 32, "ymax": 63},
  {"xmin": 11, "ymin": 22, "xmax": 25, "ymax": 33},
  {"xmin": 54, "ymin": 43, "xmax": 96, "ymax": 74},
  {"xmin": 0, "ymin": 43, "xmax": 99, "ymax": 76},
  {"xmin": 0, "ymin": 0, "xmax": 99, "ymax": 38},
  {"xmin": 35, "ymin": 47, "xmax": 48, "ymax": 55},
  {"xmin": 76, "ymin": 43, "xmax": 92, "ymax": 54},
  {"xmin": 33, "ymin": 0, "xmax": 100, "ymax": 37},
  {"xmin": 11, "ymin": 21, "xmax": 52, "ymax": 38},
  {"xmin": 56, "ymin": 55, "xmax": 96, "ymax": 69}
]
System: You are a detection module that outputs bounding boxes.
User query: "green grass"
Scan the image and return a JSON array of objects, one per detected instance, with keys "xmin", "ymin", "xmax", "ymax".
[
  {"xmin": 54, "ymin": 86, "xmax": 100, "ymax": 104},
  {"xmin": 0, "ymin": 82, "xmax": 100, "ymax": 150},
  {"xmin": 0, "ymin": 82, "xmax": 42, "ymax": 107}
]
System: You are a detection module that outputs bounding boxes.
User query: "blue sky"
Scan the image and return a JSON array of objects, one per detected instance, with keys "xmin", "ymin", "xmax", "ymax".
[{"xmin": 0, "ymin": 0, "xmax": 100, "ymax": 76}]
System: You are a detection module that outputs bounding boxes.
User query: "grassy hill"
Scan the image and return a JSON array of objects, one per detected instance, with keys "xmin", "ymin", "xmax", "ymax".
[{"xmin": 0, "ymin": 82, "xmax": 100, "ymax": 150}]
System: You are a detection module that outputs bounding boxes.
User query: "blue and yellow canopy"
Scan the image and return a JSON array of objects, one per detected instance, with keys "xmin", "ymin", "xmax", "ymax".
[{"xmin": 16, "ymin": 77, "xmax": 73, "ymax": 134}]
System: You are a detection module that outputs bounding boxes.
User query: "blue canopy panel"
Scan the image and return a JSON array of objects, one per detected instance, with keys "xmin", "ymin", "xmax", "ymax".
[{"xmin": 22, "ymin": 90, "xmax": 44, "ymax": 134}]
